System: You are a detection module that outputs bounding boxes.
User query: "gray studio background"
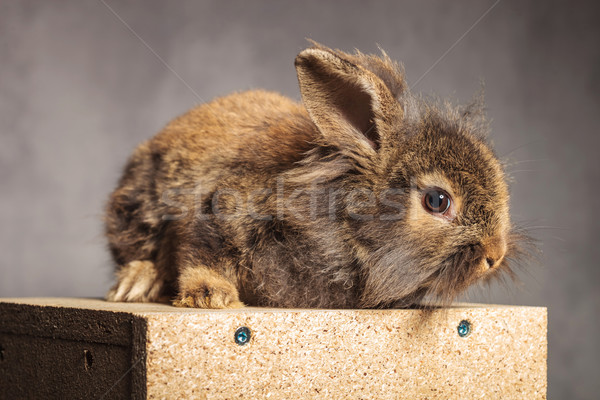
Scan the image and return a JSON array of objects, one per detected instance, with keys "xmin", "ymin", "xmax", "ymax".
[{"xmin": 1, "ymin": 1, "xmax": 598, "ymax": 398}]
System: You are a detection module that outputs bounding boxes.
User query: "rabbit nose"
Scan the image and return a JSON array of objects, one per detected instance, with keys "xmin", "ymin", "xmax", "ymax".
[
  {"xmin": 485, "ymin": 257, "xmax": 497, "ymax": 269},
  {"xmin": 482, "ymin": 235, "xmax": 507, "ymax": 270}
]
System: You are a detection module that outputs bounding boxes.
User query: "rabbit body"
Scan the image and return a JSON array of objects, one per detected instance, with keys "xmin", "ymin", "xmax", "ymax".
[{"xmin": 106, "ymin": 43, "xmax": 516, "ymax": 309}]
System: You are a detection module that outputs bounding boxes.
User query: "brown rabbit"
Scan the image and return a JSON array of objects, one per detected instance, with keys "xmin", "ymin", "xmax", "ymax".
[{"xmin": 105, "ymin": 42, "xmax": 524, "ymax": 309}]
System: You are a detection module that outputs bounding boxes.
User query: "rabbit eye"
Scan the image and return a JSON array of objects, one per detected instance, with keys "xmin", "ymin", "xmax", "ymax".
[{"xmin": 422, "ymin": 188, "xmax": 451, "ymax": 215}]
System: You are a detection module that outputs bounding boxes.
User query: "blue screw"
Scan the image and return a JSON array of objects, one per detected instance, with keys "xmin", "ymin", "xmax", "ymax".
[
  {"xmin": 234, "ymin": 326, "xmax": 251, "ymax": 345},
  {"xmin": 457, "ymin": 320, "xmax": 471, "ymax": 337}
]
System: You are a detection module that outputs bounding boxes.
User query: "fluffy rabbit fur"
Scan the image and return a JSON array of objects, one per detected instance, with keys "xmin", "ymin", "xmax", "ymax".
[{"xmin": 105, "ymin": 42, "xmax": 524, "ymax": 309}]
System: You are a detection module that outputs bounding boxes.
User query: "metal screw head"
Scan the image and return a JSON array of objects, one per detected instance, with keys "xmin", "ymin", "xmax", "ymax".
[
  {"xmin": 457, "ymin": 320, "xmax": 472, "ymax": 337},
  {"xmin": 234, "ymin": 327, "xmax": 251, "ymax": 345}
]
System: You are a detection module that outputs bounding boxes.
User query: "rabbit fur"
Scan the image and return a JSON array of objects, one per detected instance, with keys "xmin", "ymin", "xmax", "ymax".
[{"xmin": 105, "ymin": 42, "xmax": 524, "ymax": 309}]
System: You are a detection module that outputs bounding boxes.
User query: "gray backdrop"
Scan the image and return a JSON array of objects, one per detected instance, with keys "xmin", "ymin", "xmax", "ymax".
[{"xmin": 1, "ymin": 1, "xmax": 598, "ymax": 398}]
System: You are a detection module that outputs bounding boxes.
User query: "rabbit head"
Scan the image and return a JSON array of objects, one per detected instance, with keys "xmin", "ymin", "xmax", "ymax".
[{"xmin": 295, "ymin": 43, "xmax": 522, "ymax": 308}]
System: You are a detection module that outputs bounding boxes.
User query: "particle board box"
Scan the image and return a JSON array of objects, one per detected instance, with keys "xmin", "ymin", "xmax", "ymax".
[{"xmin": 0, "ymin": 298, "xmax": 547, "ymax": 399}]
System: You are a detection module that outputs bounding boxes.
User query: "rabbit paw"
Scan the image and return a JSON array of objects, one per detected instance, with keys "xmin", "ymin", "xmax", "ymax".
[
  {"xmin": 173, "ymin": 266, "xmax": 244, "ymax": 309},
  {"xmin": 106, "ymin": 260, "xmax": 168, "ymax": 303}
]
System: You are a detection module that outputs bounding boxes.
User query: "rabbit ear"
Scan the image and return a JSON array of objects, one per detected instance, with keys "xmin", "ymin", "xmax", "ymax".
[{"xmin": 295, "ymin": 47, "xmax": 401, "ymax": 154}]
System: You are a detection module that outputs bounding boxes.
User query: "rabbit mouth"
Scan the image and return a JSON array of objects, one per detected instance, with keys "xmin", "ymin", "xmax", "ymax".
[
  {"xmin": 361, "ymin": 227, "xmax": 534, "ymax": 309},
  {"xmin": 419, "ymin": 244, "xmax": 491, "ymax": 305},
  {"xmin": 421, "ymin": 228, "xmax": 535, "ymax": 306}
]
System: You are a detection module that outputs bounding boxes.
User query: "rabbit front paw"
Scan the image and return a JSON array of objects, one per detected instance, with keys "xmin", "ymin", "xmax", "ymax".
[
  {"xmin": 173, "ymin": 266, "xmax": 244, "ymax": 309},
  {"xmin": 106, "ymin": 260, "xmax": 168, "ymax": 303}
]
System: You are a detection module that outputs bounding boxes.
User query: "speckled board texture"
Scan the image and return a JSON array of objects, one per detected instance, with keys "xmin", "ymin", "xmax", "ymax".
[{"xmin": 0, "ymin": 298, "xmax": 547, "ymax": 399}]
